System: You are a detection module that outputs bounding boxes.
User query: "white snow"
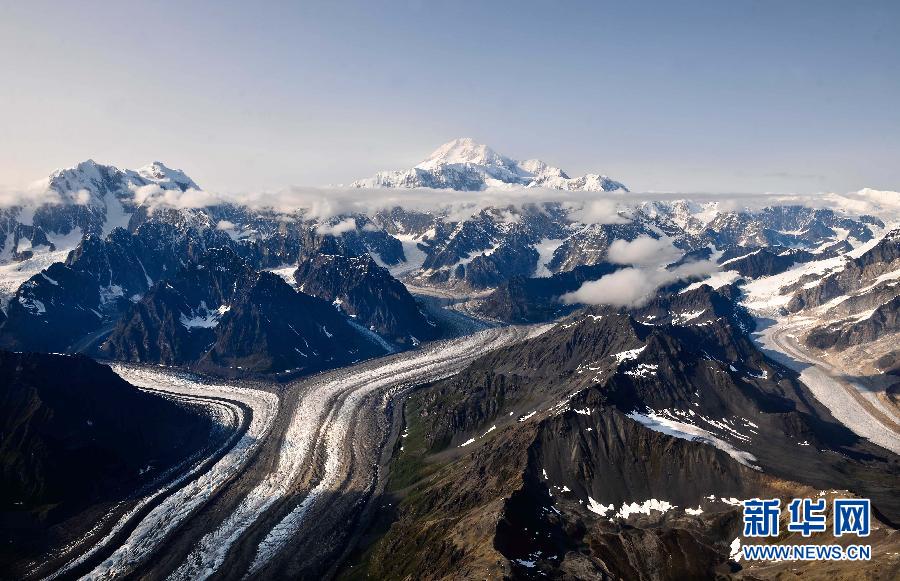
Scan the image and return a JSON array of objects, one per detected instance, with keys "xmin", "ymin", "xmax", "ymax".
[
  {"xmin": 346, "ymin": 318, "xmax": 397, "ymax": 354},
  {"xmin": 0, "ymin": 243, "xmax": 75, "ymax": 308},
  {"xmin": 730, "ymin": 538, "xmax": 742, "ymax": 561},
  {"xmin": 99, "ymin": 284, "xmax": 124, "ymax": 305},
  {"xmin": 740, "ymin": 254, "xmax": 847, "ymax": 315},
  {"xmin": 587, "ymin": 496, "xmax": 614, "ymax": 516},
  {"xmin": 266, "ymin": 264, "xmax": 299, "ymax": 289},
  {"xmin": 626, "ymin": 410, "xmax": 758, "ymax": 468},
  {"xmin": 388, "ymin": 234, "xmax": 428, "ymax": 278},
  {"xmin": 671, "ymin": 309, "xmax": 706, "ymax": 324},
  {"xmin": 513, "ymin": 558, "xmax": 536, "ymax": 568},
  {"xmin": 518, "ymin": 411, "xmax": 537, "ymax": 422},
  {"xmin": 623, "ymin": 363, "xmax": 658, "ymax": 378},
  {"xmin": 612, "ymin": 346, "xmax": 646, "ymax": 363},
  {"xmin": 720, "ymin": 249, "xmax": 761, "ymax": 266},
  {"xmin": 615, "ymin": 498, "xmax": 673, "ymax": 519},
  {"xmin": 18, "ymin": 297, "xmax": 45, "ymax": 314},
  {"xmin": 179, "ymin": 303, "xmax": 226, "ymax": 330}
]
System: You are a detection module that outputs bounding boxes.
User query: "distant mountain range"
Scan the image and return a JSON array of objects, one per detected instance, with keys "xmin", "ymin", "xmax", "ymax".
[{"xmin": 0, "ymin": 145, "xmax": 896, "ymax": 379}]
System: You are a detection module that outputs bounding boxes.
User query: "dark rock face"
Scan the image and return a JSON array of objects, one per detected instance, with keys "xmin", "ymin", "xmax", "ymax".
[
  {"xmin": 356, "ymin": 289, "xmax": 900, "ymax": 579},
  {"xmin": 0, "ymin": 352, "xmax": 215, "ymax": 572},
  {"xmin": 9, "ymin": 225, "xmax": 55, "ymax": 261},
  {"xmin": 720, "ymin": 246, "xmax": 824, "ymax": 278},
  {"xmin": 876, "ymin": 351, "xmax": 900, "ymax": 375},
  {"xmin": 1, "ymin": 216, "xmax": 415, "ymax": 375},
  {"xmin": 477, "ymin": 263, "xmax": 620, "ymax": 323},
  {"xmin": 547, "ymin": 222, "xmax": 656, "ymax": 274},
  {"xmin": 0, "ymin": 224, "xmax": 237, "ymax": 353},
  {"xmin": 102, "ymin": 250, "xmax": 385, "ymax": 376},
  {"xmin": 371, "ymin": 207, "xmax": 437, "ymax": 238},
  {"xmin": 703, "ymin": 206, "xmax": 874, "ymax": 249},
  {"xmin": 197, "ymin": 271, "xmax": 383, "ymax": 375},
  {"xmin": 495, "ymin": 407, "xmax": 767, "ymax": 579},
  {"xmin": 65, "ymin": 222, "xmax": 235, "ymax": 307},
  {"xmin": 788, "ymin": 228, "xmax": 900, "ymax": 312},
  {"xmin": 460, "ymin": 235, "xmax": 540, "ymax": 289},
  {"xmin": 630, "ymin": 284, "xmax": 754, "ymax": 331},
  {"xmin": 402, "ymin": 206, "xmax": 570, "ymax": 288},
  {"xmin": 806, "ymin": 295, "xmax": 900, "ymax": 350},
  {"xmin": 293, "ymin": 254, "xmax": 436, "ymax": 346},
  {"xmin": 228, "ymin": 216, "xmax": 405, "ymax": 270},
  {"xmin": 0, "ymin": 263, "xmax": 102, "ymax": 352},
  {"xmin": 101, "ymin": 282, "xmax": 213, "ymax": 365}
]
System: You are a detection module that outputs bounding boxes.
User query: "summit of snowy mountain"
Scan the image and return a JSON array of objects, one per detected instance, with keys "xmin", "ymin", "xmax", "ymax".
[
  {"xmin": 135, "ymin": 162, "xmax": 199, "ymax": 191},
  {"xmin": 416, "ymin": 137, "xmax": 514, "ymax": 171},
  {"xmin": 43, "ymin": 159, "xmax": 199, "ymax": 206},
  {"xmin": 45, "ymin": 159, "xmax": 120, "ymax": 206},
  {"xmin": 352, "ymin": 138, "xmax": 628, "ymax": 192},
  {"xmin": 0, "ymin": 160, "xmax": 204, "ymax": 246}
]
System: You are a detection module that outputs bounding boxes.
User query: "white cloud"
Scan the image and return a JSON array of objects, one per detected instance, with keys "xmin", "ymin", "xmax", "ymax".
[
  {"xmin": 216, "ymin": 220, "xmax": 236, "ymax": 231},
  {"xmin": 567, "ymin": 199, "xmax": 630, "ymax": 224},
  {"xmin": 0, "ymin": 180, "xmax": 62, "ymax": 208},
  {"xmin": 131, "ymin": 183, "xmax": 222, "ymax": 211},
  {"xmin": 608, "ymin": 236, "xmax": 682, "ymax": 266},
  {"xmin": 562, "ymin": 267, "xmax": 661, "ymax": 307},
  {"xmin": 561, "ymin": 237, "xmax": 719, "ymax": 308},
  {"xmin": 315, "ymin": 217, "xmax": 357, "ymax": 236}
]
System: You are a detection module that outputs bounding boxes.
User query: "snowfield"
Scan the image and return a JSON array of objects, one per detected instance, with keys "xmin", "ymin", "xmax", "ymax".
[{"xmin": 626, "ymin": 410, "xmax": 758, "ymax": 467}]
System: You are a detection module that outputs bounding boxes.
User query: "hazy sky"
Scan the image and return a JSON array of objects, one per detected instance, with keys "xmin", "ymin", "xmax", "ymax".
[{"xmin": 2, "ymin": 0, "xmax": 898, "ymax": 194}]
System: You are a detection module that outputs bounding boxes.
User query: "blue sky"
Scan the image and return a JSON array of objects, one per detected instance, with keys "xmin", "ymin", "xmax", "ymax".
[{"xmin": 1, "ymin": 0, "xmax": 898, "ymax": 194}]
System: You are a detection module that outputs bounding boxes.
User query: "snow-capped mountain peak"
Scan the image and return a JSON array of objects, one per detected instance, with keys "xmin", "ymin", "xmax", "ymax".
[
  {"xmin": 416, "ymin": 138, "xmax": 514, "ymax": 171},
  {"xmin": 353, "ymin": 138, "xmax": 628, "ymax": 192},
  {"xmin": 44, "ymin": 160, "xmax": 199, "ymax": 201},
  {"xmin": 135, "ymin": 162, "xmax": 199, "ymax": 191},
  {"xmin": 45, "ymin": 159, "xmax": 120, "ymax": 206},
  {"xmin": 516, "ymin": 158, "xmax": 568, "ymax": 179}
]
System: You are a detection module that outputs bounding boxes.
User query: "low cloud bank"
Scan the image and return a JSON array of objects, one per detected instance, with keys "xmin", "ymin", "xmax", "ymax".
[
  {"xmin": 607, "ymin": 236, "xmax": 683, "ymax": 266},
  {"xmin": 3, "ymin": 170, "xmax": 898, "ymax": 226},
  {"xmin": 561, "ymin": 237, "xmax": 718, "ymax": 307},
  {"xmin": 125, "ymin": 185, "xmax": 900, "ymax": 222}
]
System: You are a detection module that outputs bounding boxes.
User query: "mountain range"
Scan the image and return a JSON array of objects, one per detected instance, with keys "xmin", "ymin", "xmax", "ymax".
[{"xmin": 1, "ymin": 140, "xmax": 899, "ymax": 579}]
